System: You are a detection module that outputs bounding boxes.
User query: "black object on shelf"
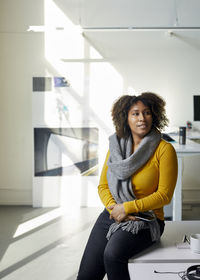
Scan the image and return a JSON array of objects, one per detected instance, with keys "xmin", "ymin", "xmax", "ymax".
[{"xmin": 161, "ymin": 133, "xmax": 175, "ymax": 142}]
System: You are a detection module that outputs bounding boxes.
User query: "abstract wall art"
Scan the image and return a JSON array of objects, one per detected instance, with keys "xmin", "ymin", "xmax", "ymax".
[{"xmin": 34, "ymin": 127, "xmax": 99, "ymax": 176}]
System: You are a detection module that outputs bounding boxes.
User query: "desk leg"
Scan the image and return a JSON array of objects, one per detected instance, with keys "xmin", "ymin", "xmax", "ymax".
[{"xmin": 173, "ymin": 157, "xmax": 182, "ymax": 221}]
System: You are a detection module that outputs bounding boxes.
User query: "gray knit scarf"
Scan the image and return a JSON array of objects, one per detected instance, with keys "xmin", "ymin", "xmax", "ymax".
[{"xmin": 106, "ymin": 128, "xmax": 161, "ymax": 242}]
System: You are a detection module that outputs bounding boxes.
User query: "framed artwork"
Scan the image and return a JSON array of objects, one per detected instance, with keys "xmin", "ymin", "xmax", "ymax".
[
  {"xmin": 194, "ymin": 95, "xmax": 200, "ymax": 121},
  {"xmin": 54, "ymin": 77, "xmax": 70, "ymax": 87},
  {"xmin": 34, "ymin": 127, "xmax": 98, "ymax": 176},
  {"xmin": 33, "ymin": 77, "xmax": 52, "ymax": 92}
]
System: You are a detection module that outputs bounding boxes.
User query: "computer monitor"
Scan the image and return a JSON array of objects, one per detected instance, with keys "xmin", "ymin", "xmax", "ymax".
[{"xmin": 193, "ymin": 95, "xmax": 200, "ymax": 121}]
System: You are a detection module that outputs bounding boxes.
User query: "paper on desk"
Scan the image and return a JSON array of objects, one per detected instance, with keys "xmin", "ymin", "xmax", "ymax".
[{"xmin": 176, "ymin": 242, "xmax": 190, "ymax": 249}]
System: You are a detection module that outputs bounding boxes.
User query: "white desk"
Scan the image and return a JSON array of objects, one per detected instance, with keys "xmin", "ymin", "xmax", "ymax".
[
  {"xmin": 128, "ymin": 221, "xmax": 200, "ymax": 279},
  {"xmin": 171, "ymin": 138, "xmax": 200, "ymax": 221}
]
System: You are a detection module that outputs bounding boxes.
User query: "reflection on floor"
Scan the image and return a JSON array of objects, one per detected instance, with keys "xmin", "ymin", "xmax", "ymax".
[{"xmin": 0, "ymin": 206, "xmax": 106, "ymax": 280}]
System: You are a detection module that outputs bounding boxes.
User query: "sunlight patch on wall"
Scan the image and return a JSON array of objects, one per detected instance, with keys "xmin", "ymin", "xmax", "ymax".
[
  {"xmin": 44, "ymin": 0, "xmax": 84, "ymax": 61},
  {"xmin": 32, "ymin": 0, "xmax": 123, "ymax": 208}
]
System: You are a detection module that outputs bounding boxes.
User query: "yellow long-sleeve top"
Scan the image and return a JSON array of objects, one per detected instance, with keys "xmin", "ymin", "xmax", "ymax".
[{"xmin": 98, "ymin": 139, "xmax": 178, "ymax": 220}]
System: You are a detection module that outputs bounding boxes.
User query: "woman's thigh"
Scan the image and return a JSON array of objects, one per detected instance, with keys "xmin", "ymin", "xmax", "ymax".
[
  {"xmin": 103, "ymin": 228, "xmax": 155, "ymax": 280},
  {"xmin": 104, "ymin": 227, "xmax": 154, "ymax": 263}
]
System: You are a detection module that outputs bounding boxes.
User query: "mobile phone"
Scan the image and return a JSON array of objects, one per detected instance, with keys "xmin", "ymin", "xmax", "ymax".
[{"xmin": 134, "ymin": 212, "xmax": 156, "ymax": 222}]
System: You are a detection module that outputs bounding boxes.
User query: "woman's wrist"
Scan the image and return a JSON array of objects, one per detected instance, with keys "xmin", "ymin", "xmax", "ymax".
[{"xmin": 123, "ymin": 201, "xmax": 137, "ymax": 215}]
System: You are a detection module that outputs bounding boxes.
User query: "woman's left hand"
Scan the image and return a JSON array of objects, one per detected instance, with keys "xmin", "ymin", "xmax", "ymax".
[{"xmin": 108, "ymin": 204, "xmax": 127, "ymax": 223}]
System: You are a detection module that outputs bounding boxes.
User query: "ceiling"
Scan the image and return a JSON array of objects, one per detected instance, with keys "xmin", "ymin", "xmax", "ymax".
[{"xmin": 54, "ymin": 0, "xmax": 200, "ymax": 29}]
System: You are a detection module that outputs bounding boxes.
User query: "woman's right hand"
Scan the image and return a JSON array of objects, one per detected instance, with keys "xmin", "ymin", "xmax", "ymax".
[
  {"xmin": 124, "ymin": 215, "xmax": 139, "ymax": 222},
  {"xmin": 108, "ymin": 204, "xmax": 127, "ymax": 223}
]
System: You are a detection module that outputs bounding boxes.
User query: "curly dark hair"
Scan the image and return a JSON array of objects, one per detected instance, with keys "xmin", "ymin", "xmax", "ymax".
[{"xmin": 111, "ymin": 92, "xmax": 169, "ymax": 138}]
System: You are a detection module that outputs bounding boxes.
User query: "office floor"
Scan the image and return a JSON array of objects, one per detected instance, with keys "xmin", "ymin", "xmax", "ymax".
[{"xmin": 0, "ymin": 206, "xmax": 106, "ymax": 280}]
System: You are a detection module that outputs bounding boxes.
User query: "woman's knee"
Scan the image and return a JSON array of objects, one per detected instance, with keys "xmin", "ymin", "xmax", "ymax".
[{"xmin": 104, "ymin": 243, "xmax": 127, "ymax": 265}]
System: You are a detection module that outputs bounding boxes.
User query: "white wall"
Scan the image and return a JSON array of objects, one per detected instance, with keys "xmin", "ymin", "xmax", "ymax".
[
  {"xmin": 0, "ymin": 0, "xmax": 45, "ymax": 204},
  {"xmin": 0, "ymin": 0, "xmax": 200, "ymax": 207}
]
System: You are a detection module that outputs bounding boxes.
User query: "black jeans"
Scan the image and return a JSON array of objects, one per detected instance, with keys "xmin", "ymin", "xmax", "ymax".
[{"xmin": 77, "ymin": 209, "xmax": 164, "ymax": 280}]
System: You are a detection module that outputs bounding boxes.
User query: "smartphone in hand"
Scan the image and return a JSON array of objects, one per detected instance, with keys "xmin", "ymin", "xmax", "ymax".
[{"xmin": 134, "ymin": 212, "xmax": 156, "ymax": 222}]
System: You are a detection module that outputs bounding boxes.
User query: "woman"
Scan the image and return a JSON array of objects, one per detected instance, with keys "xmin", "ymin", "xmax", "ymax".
[{"xmin": 77, "ymin": 92, "xmax": 178, "ymax": 280}]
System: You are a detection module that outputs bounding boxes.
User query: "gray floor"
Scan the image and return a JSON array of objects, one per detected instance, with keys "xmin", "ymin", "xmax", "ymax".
[{"xmin": 0, "ymin": 206, "xmax": 105, "ymax": 280}]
